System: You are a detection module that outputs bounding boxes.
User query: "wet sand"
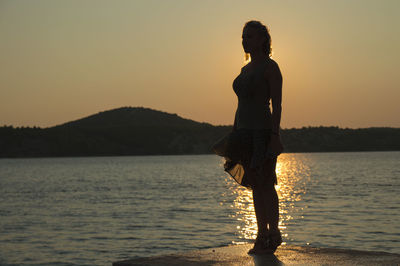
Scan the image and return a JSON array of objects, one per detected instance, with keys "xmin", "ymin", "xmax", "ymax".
[{"xmin": 113, "ymin": 243, "xmax": 400, "ymax": 265}]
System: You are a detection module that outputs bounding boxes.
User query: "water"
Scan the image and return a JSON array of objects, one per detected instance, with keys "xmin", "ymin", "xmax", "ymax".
[{"xmin": 0, "ymin": 152, "xmax": 399, "ymax": 265}]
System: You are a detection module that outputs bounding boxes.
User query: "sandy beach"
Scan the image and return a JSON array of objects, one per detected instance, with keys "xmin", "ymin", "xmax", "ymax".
[{"xmin": 113, "ymin": 243, "xmax": 400, "ymax": 265}]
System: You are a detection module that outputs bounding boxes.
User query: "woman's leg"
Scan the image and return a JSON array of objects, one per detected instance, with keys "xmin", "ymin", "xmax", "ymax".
[
  {"xmin": 249, "ymin": 187, "xmax": 273, "ymax": 254},
  {"xmin": 263, "ymin": 185, "xmax": 282, "ymax": 251},
  {"xmin": 250, "ymin": 180, "xmax": 280, "ymax": 253},
  {"xmin": 252, "ymin": 187, "xmax": 269, "ymax": 237},
  {"xmin": 253, "ymin": 185, "xmax": 279, "ymax": 234},
  {"xmin": 263, "ymin": 186, "xmax": 279, "ymax": 233}
]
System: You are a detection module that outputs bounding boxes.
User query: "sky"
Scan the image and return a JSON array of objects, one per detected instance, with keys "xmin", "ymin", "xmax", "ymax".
[{"xmin": 0, "ymin": 0, "xmax": 399, "ymax": 129}]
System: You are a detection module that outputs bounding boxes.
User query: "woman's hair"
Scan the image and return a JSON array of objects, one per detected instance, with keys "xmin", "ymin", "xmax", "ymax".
[{"xmin": 243, "ymin": 20, "xmax": 272, "ymax": 61}]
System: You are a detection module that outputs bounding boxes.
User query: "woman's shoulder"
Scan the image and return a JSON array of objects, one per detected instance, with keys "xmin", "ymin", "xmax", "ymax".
[
  {"xmin": 265, "ymin": 57, "xmax": 280, "ymax": 69},
  {"xmin": 241, "ymin": 60, "xmax": 268, "ymax": 71},
  {"xmin": 264, "ymin": 58, "xmax": 282, "ymax": 79}
]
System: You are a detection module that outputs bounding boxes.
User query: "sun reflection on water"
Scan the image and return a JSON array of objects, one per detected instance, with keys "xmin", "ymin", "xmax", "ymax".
[{"xmin": 228, "ymin": 154, "xmax": 311, "ymax": 245}]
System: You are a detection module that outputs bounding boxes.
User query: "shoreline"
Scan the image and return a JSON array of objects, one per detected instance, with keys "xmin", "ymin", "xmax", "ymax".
[
  {"xmin": 113, "ymin": 243, "xmax": 400, "ymax": 265},
  {"xmin": 1, "ymin": 150, "xmax": 400, "ymax": 160}
]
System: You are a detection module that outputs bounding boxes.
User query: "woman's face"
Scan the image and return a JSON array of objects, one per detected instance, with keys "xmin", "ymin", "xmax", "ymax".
[{"xmin": 242, "ymin": 26, "xmax": 263, "ymax": 54}]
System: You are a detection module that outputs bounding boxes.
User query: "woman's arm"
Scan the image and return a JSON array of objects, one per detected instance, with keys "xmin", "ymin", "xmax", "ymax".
[
  {"xmin": 266, "ymin": 60, "xmax": 282, "ymax": 134},
  {"xmin": 265, "ymin": 59, "xmax": 283, "ymax": 154}
]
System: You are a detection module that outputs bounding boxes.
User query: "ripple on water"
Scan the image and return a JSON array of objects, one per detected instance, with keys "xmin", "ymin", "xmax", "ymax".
[{"xmin": 0, "ymin": 152, "xmax": 399, "ymax": 265}]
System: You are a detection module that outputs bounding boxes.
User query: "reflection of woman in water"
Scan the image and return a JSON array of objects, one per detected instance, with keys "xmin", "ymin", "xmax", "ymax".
[{"xmin": 214, "ymin": 20, "xmax": 283, "ymax": 254}]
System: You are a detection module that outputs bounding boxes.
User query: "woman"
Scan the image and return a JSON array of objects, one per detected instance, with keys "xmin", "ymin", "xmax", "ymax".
[{"xmin": 213, "ymin": 20, "xmax": 283, "ymax": 254}]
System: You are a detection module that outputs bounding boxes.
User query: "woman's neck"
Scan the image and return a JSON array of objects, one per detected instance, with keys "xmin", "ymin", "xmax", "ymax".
[{"xmin": 249, "ymin": 51, "xmax": 268, "ymax": 65}]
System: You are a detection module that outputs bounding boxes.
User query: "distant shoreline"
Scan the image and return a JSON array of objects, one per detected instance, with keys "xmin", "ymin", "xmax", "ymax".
[
  {"xmin": 1, "ymin": 107, "xmax": 399, "ymax": 158},
  {"xmin": 1, "ymin": 150, "xmax": 399, "ymax": 160}
]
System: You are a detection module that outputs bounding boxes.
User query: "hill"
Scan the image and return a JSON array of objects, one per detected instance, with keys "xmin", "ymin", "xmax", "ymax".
[
  {"xmin": 55, "ymin": 106, "xmax": 202, "ymax": 128},
  {"xmin": 1, "ymin": 107, "xmax": 399, "ymax": 158},
  {"xmin": 0, "ymin": 107, "xmax": 230, "ymax": 157}
]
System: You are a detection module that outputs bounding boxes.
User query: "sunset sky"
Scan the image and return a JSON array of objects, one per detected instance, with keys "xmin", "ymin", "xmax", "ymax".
[{"xmin": 1, "ymin": 0, "xmax": 399, "ymax": 128}]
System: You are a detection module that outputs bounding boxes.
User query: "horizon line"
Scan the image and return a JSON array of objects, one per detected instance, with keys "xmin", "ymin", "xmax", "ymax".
[{"xmin": 1, "ymin": 105, "xmax": 399, "ymax": 130}]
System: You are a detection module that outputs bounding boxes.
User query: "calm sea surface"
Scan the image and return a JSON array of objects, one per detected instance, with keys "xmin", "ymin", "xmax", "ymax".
[{"xmin": 0, "ymin": 152, "xmax": 399, "ymax": 265}]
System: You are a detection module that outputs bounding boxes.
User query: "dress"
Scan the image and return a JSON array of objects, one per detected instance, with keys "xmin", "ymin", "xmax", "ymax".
[{"xmin": 213, "ymin": 59, "xmax": 277, "ymax": 189}]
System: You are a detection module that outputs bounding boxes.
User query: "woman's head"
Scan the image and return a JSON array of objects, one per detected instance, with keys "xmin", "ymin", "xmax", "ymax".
[{"xmin": 242, "ymin": 20, "xmax": 272, "ymax": 61}]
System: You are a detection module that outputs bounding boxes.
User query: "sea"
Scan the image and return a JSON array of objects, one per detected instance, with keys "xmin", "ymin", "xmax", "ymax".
[{"xmin": 0, "ymin": 152, "xmax": 399, "ymax": 265}]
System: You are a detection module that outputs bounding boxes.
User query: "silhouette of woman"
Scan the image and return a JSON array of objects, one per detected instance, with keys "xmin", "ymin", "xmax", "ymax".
[{"xmin": 213, "ymin": 20, "xmax": 283, "ymax": 254}]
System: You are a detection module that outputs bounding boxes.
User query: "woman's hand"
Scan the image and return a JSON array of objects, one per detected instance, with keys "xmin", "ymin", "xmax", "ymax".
[{"xmin": 268, "ymin": 134, "xmax": 284, "ymax": 156}]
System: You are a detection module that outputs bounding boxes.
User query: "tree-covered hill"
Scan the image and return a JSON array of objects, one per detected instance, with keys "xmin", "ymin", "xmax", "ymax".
[
  {"xmin": 0, "ymin": 107, "xmax": 230, "ymax": 157},
  {"xmin": 55, "ymin": 106, "xmax": 202, "ymax": 128},
  {"xmin": 1, "ymin": 107, "xmax": 399, "ymax": 158}
]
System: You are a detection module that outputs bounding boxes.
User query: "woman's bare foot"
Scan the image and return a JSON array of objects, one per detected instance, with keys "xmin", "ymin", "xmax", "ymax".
[
  {"xmin": 267, "ymin": 230, "xmax": 282, "ymax": 252},
  {"xmin": 248, "ymin": 233, "xmax": 274, "ymax": 255}
]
